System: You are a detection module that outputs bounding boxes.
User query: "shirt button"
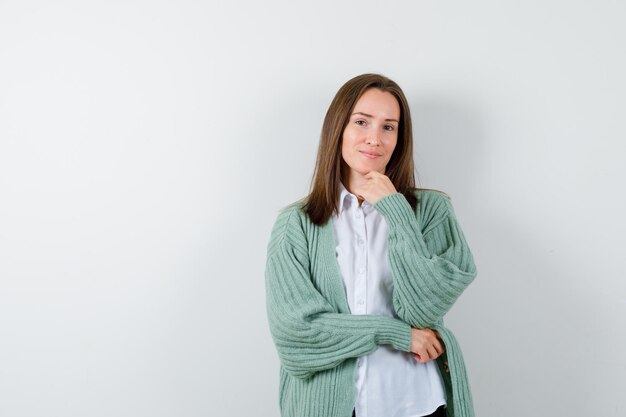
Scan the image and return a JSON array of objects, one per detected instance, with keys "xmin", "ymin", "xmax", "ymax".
[
  {"xmin": 358, "ymin": 268, "xmax": 365, "ymax": 275},
  {"xmin": 357, "ymin": 299, "xmax": 364, "ymax": 305},
  {"xmin": 355, "ymin": 212, "xmax": 362, "ymax": 219}
]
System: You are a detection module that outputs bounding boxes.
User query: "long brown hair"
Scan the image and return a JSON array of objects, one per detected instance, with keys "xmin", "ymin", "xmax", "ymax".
[{"xmin": 303, "ymin": 73, "xmax": 423, "ymax": 225}]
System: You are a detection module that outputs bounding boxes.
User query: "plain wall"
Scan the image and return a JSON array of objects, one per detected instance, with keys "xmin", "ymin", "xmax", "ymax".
[{"xmin": 1, "ymin": 1, "xmax": 625, "ymax": 416}]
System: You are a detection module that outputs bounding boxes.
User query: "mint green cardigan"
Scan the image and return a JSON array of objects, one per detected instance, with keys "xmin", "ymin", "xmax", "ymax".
[{"xmin": 265, "ymin": 190, "xmax": 477, "ymax": 417}]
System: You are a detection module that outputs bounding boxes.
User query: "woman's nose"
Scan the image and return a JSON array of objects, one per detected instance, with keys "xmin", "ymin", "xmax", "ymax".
[{"xmin": 366, "ymin": 134, "xmax": 380, "ymax": 145}]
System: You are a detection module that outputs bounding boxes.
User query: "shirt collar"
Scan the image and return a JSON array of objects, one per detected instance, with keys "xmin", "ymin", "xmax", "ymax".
[
  {"xmin": 338, "ymin": 181, "xmax": 373, "ymax": 215},
  {"xmin": 338, "ymin": 181, "xmax": 352, "ymax": 215}
]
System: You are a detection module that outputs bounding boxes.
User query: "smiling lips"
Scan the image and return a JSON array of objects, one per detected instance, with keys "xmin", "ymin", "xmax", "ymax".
[{"xmin": 360, "ymin": 150, "xmax": 382, "ymax": 159}]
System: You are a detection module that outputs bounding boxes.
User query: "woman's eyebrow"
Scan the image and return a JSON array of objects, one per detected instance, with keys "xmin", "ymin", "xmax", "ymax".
[{"xmin": 351, "ymin": 111, "xmax": 399, "ymax": 123}]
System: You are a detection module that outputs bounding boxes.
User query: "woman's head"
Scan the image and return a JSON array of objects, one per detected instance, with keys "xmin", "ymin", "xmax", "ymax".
[
  {"xmin": 340, "ymin": 87, "xmax": 400, "ymax": 183},
  {"xmin": 303, "ymin": 73, "xmax": 418, "ymax": 225}
]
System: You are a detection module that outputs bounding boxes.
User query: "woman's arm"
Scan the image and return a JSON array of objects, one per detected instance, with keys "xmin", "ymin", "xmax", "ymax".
[
  {"xmin": 373, "ymin": 192, "xmax": 477, "ymax": 329},
  {"xmin": 265, "ymin": 207, "xmax": 412, "ymax": 379}
]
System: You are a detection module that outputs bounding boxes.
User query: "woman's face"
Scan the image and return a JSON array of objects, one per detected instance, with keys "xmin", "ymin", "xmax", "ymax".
[{"xmin": 341, "ymin": 88, "xmax": 400, "ymax": 178}]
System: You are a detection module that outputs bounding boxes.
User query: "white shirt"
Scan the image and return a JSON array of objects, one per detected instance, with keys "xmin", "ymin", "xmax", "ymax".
[{"xmin": 332, "ymin": 181, "xmax": 446, "ymax": 417}]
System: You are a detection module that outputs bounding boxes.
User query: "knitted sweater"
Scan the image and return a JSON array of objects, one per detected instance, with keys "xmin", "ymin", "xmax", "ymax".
[{"xmin": 265, "ymin": 190, "xmax": 477, "ymax": 417}]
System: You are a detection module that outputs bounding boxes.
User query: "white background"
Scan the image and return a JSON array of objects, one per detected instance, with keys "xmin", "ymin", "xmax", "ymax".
[{"xmin": 1, "ymin": 1, "xmax": 625, "ymax": 416}]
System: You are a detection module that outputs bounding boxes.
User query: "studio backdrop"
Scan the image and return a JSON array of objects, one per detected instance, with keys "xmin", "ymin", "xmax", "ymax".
[{"xmin": 1, "ymin": 1, "xmax": 625, "ymax": 416}]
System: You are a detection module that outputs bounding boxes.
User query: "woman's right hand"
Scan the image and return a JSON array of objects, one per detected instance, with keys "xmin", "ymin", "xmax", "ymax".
[{"xmin": 410, "ymin": 328, "xmax": 445, "ymax": 363}]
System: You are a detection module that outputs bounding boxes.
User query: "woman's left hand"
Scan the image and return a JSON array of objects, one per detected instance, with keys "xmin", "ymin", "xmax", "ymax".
[{"xmin": 353, "ymin": 171, "xmax": 398, "ymax": 205}]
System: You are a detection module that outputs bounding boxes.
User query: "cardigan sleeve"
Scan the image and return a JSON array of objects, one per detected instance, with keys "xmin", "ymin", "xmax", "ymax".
[
  {"xmin": 265, "ymin": 207, "xmax": 412, "ymax": 380},
  {"xmin": 373, "ymin": 192, "xmax": 477, "ymax": 329}
]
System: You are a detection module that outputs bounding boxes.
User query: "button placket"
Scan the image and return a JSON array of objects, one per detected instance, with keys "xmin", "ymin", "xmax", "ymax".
[{"xmin": 353, "ymin": 205, "xmax": 367, "ymax": 314}]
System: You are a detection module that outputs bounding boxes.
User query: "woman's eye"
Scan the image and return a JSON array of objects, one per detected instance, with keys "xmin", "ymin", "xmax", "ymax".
[
  {"xmin": 355, "ymin": 120, "xmax": 366, "ymax": 126},
  {"xmin": 384, "ymin": 125, "xmax": 395, "ymax": 131}
]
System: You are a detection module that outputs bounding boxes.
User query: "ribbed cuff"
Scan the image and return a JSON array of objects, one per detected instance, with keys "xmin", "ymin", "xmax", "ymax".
[
  {"xmin": 373, "ymin": 193, "xmax": 431, "ymax": 258},
  {"xmin": 375, "ymin": 317, "xmax": 412, "ymax": 352},
  {"xmin": 373, "ymin": 193, "xmax": 417, "ymax": 228}
]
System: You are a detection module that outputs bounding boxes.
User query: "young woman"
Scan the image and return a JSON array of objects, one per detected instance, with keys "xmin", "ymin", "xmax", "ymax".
[{"xmin": 265, "ymin": 74, "xmax": 477, "ymax": 417}]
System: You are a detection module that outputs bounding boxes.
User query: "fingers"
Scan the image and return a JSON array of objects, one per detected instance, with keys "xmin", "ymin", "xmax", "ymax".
[
  {"xmin": 410, "ymin": 328, "xmax": 446, "ymax": 363},
  {"xmin": 413, "ymin": 348, "xmax": 443, "ymax": 363},
  {"xmin": 432, "ymin": 335, "xmax": 444, "ymax": 356},
  {"xmin": 427, "ymin": 342, "xmax": 442, "ymax": 360},
  {"xmin": 364, "ymin": 171, "xmax": 386, "ymax": 181},
  {"xmin": 363, "ymin": 171, "xmax": 379, "ymax": 178},
  {"xmin": 414, "ymin": 349, "xmax": 438, "ymax": 363},
  {"xmin": 355, "ymin": 178, "xmax": 397, "ymax": 206}
]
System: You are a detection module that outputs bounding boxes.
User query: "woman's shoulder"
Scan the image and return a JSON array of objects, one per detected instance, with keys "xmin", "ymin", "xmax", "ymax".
[
  {"xmin": 268, "ymin": 197, "xmax": 310, "ymax": 240},
  {"xmin": 412, "ymin": 187, "xmax": 451, "ymax": 200},
  {"xmin": 277, "ymin": 197, "xmax": 309, "ymax": 219}
]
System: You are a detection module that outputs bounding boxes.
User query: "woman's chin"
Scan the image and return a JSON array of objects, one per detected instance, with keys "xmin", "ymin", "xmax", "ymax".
[
  {"xmin": 345, "ymin": 163, "xmax": 385, "ymax": 177},
  {"xmin": 363, "ymin": 165, "xmax": 385, "ymax": 174}
]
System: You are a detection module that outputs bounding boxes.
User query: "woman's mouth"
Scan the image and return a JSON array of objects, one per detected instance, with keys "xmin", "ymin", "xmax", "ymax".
[{"xmin": 360, "ymin": 151, "xmax": 381, "ymax": 159}]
